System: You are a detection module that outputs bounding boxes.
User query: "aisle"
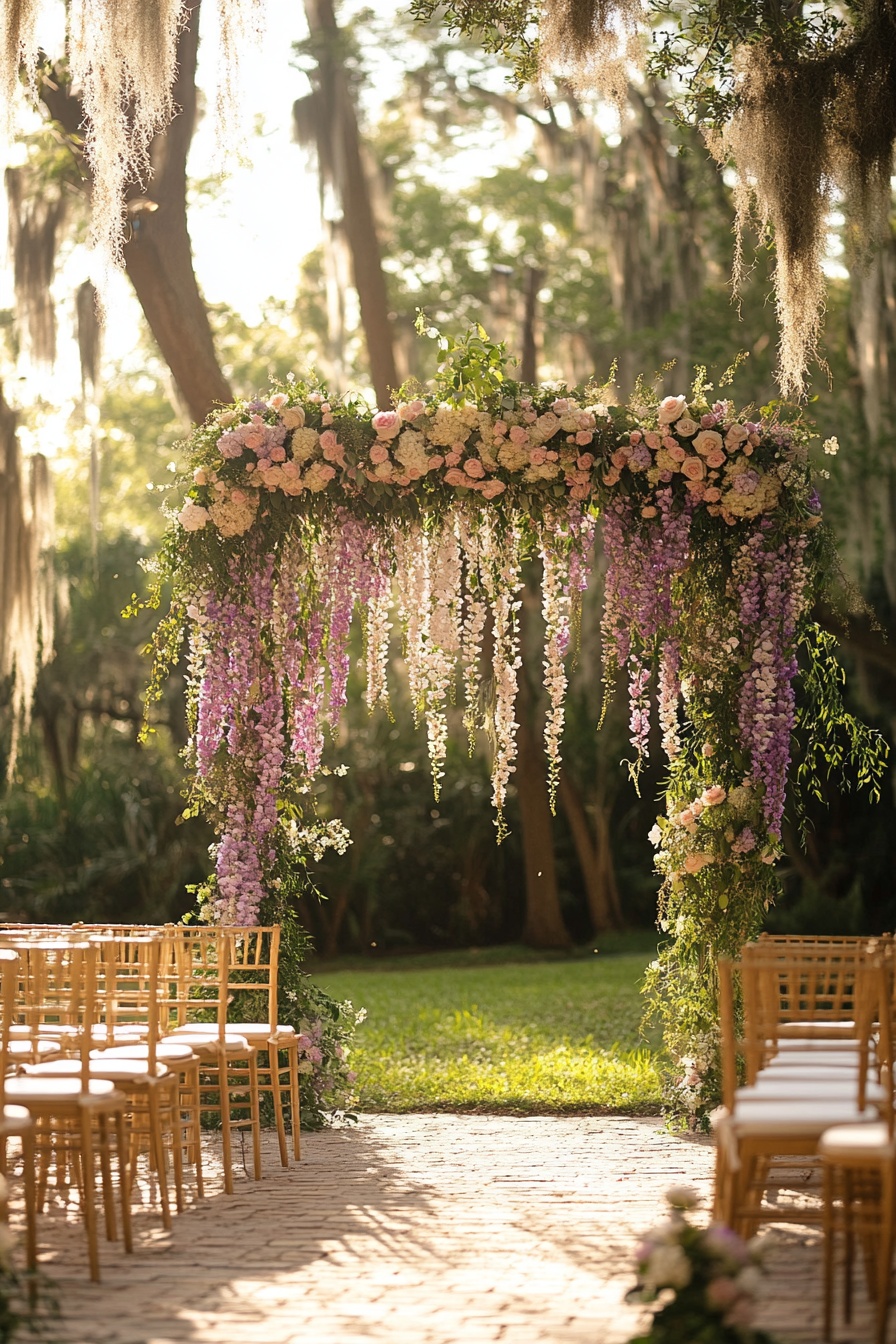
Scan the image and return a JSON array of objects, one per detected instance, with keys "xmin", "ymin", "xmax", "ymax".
[{"xmin": 42, "ymin": 1115, "xmax": 856, "ymax": 1344}]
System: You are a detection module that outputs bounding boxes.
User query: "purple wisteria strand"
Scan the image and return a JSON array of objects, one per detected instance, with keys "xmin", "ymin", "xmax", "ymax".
[
  {"xmin": 601, "ymin": 488, "xmax": 695, "ymax": 764},
  {"xmin": 734, "ymin": 527, "xmax": 811, "ymax": 836}
]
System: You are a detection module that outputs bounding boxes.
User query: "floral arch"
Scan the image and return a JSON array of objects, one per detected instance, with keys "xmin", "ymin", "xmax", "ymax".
[{"xmin": 142, "ymin": 328, "xmax": 886, "ymax": 1112}]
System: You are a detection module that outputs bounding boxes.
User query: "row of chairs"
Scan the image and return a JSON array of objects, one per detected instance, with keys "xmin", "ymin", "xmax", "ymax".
[
  {"xmin": 714, "ymin": 932, "xmax": 896, "ymax": 1343},
  {"xmin": 0, "ymin": 922, "xmax": 301, "ymax": 1280}
]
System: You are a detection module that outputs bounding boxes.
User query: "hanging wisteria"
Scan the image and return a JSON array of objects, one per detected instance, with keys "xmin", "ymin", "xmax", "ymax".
[{"xmin": 141, "ymin": 328, "xmax": 886, "ymax": 1114}]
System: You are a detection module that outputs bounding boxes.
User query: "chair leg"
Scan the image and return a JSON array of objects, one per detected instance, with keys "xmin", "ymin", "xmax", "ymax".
[
  {"xmin": 218, "ymin": 1058, "xmax": 234, "ymax": 1196},
  {"xmin": 248, "ymin": 1053, "xmax": 262, "ymax": 1182},
  {"xmin": 269, "ymin": 1047, "xmax": 288, "ymax": 1169},
  {"xmin": 287, "ymin": 1041, "xmax": 301, "ymax": 1161},
  {"xmin": 167, "ymin": 1082, "xmax": 185, "ymax": 1214},
  {"xmin": 822, "ymin": 1163, "xmax": 836, "ymax": 1342},
  {"xmin": 97, "ymin": 1113, "xmax": 117, "ymax": 1243},
  {"xmin": 190, "ymin": 1064, "xmax": 204, "ymax": 1199},
  {"xmin": 79, "ymin": 1109, "xmax": 101, "ymax": 1282},
  {"xmin": 876, "ymin": 1161, "xmax": 895, "ymax": 1344},
  {"xmin": 19, "ymin": 1127, "xmax": 38, "ymax": 1276},
  {"xmin": 114, "ymin": 1110, "xmax": 133, "ymax": 1255},
  {"xmin": 147, "ymin": 1086, "xmax": 171, "ymax": 1230}
]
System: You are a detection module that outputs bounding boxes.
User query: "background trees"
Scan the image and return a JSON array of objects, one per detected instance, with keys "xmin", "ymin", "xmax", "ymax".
[{"xmin": 0, "ymin": 1, "xmax": 894, "ymax": 949}]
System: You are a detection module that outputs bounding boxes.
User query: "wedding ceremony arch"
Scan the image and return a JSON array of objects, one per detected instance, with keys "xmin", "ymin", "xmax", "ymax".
[{"xmin": 141, "ymin": 326, "xmax": 887, "ymax": 1114}]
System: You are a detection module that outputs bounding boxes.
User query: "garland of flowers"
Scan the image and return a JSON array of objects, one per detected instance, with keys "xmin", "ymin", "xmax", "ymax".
[{"xmin": 141, "ymin": 327, "xmax": 887, "ymax": 1115}]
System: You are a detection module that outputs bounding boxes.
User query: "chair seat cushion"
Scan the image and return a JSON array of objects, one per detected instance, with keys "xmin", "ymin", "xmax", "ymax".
[
  {"xmin": 777, "ymin": 1020, "xmax": 855, "ymax": 1039},
  {"xmin": 96, "ymin": 1041, "xmax": 198, "ymax": 1063},
  {"xmin": 819, "ymin": 1122, "xmax": 896, "ymax": 1160},
  {"xmin": 738, "ymin": 1078, "xmax": 886, "ymax": 1103},
  {"xmin": 23, "ymin": 1058, "xmax": 169, "ymax": 1081},
  {"xmin": 6, "ymin": 1075, "xmax": 121, "ymax": 1104},
  {"xmin": 7, "ymin": 1039, "xmax": 62, "ymax": 1058},
  {"xmin": 170, "ymin": 1023, "xmax": 295, "ymax": 1041},
  {"xmin": 169, "ymin": 1033, "xmax": 252, "ymax": 1055},
  {"xmin": 715, "ymin": 1101, "xmax": 880, "ymax": 1136}
]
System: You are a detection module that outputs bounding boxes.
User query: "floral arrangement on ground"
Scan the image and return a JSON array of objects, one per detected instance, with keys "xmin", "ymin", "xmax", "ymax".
[
  {"xmin": 627, "ymin": 1186, "xmax": 781, "ymax": 1343},
  {"xmin": 140, "ymin": 325, "xmax": 887, "ymax": 1117}
]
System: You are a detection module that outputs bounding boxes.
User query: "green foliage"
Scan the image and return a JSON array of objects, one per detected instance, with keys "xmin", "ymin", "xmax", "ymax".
[
  {"xmin": 318, "ymin": 948, "xmax": 663, "ymax": 1113},
  {"xmin": 414, "ymin": 311, "xmax": 518, "ymax": 403},
  {"xmin": 408, "ymin": 0, "xmax": 539, "ymax": 85}
]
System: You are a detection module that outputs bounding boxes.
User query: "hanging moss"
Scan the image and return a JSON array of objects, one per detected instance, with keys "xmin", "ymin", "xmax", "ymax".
[
  {"xmin": 539, "ymin": 0, "xmax": 642, "ymax": 100},
  {"xmin": 5, "ymin": 164, "xmax": 65, "ymax": 367},
  {"xmin": 708, "ymin": 7, "xmax": 896, "ymax": 397}
]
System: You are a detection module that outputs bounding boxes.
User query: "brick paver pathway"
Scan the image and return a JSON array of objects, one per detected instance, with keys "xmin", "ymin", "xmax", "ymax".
[{"xmin": 27, "ymin": 1115, "xmax": 873, "ymax": 1344}]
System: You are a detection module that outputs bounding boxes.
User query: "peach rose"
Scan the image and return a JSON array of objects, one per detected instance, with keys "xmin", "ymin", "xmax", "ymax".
[
  {"xmin": 703, "ymin": 487, "xmax": 722, "ymax": 502},
  {"xmin": 701, "ymin": 785, "xmax": 727, "ymax": 807},
  {"xmin": 667, "ymin": 444, "xmax": 687, "ymax": 463},
  {"xmin": 644, "ymin": 431, "xmax": 662, "ymax": 451},
  {"xmin": 576, "ymin": 454, "xmax": 594, "ymax": 470},
  {"xmin": 602, "ymin": 467, "xmax": 621, "ymax": 486},
  {"xmin": 444, "ymin": 468, "xmax": 469, "ymax": 487},
  {"xmin": 641, "ymin": 505, "xmax": 658, "ymax": 518},
  {"xmin": 575, "ymin": 429, "xmax": 593, "ymax": 446},
  {"xmin": 693, "ymin": 430, "xmax": 724, "ymax": 457},
  {"xmin": 369, "ymin": 443, "xmax": 390, "ymax": 465},
  {"xmin": 705, "ymin": 450, "xmax": 726, "ymax": 469},
  {"xmin": 611, "ymin": 448, "xmax": 631, "ymax": 469},
  {"xmin": 681, "ymin": 455, "xmax": 706, "ymax": 480},
  {"xmin": 480, "ymin": 478, "xmax": 506, "ymax": 499},
  {"xmin": 675, "ymin": 417, "xmax": 699, "ymax": 437},
  {"xmin": 509, "ymin": 425, "xmax": 529, "ymax": 445},
  {"xmin": 269, "ymin": 393, "xmax": 288, "ymax": 411},
  {"xmin": 464, "ymin": 458, "xmax": 485, "ymax": 479},
  {"xmin": 398, "ymin": 399, "xmax": 425, "ymax": 421},
  {"xmin": 658, "ymin": 395, "xmax": 688, "ymax": 423}
]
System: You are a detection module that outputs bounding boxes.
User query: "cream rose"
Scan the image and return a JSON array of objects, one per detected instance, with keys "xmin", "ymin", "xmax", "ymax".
[{"xmin": 658, "ymin": 395, "xmax": 688, "ymax": 424}]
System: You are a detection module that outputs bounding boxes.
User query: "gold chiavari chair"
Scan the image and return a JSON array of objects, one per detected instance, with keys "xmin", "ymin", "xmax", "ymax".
[
  {"xmin": 3, "ymin": 939, "xmax": 132, "ymax": 1280},
  {"xmin": 714, "ymin": 951, "xmax": 886, "ymax": 1238},
  {"xmin": 166, "ymin": 926, "xmax": 300, "ymax": 1165},
  {"xmin": 0, "ymin": 949, "xmax": 38, "ymax": 1276},
  {"xmin": 160, "ymin": 928, "xmax": 261, "ymax": 1194},
  {"xmin": 22, "ymin": 935, "xmax": 184, "ymax": 1228}
]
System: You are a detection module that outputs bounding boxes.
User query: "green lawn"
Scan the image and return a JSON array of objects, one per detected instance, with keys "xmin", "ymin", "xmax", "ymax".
[{"xmin": 316, "ymin": 938, "xmax": 664, "ymax": 1114}]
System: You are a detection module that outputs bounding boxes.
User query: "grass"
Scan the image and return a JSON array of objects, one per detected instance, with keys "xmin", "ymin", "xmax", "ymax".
[{"xmin": 316, "ymin": 937, "xmax": 665, "ymax": 1115}]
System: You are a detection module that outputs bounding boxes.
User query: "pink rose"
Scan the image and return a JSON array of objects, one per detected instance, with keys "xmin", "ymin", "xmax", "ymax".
[
  {"xmin": 575, "ymin": 430, "xmax": 594, "ymax": 446},
  {"xmin": 398, "ymin": 399, "xmax": 425, "ymax": 421},
  {"xmin": 658, "ymin": 395, "xmax": 688, "ymax": 423},
  {"xmin": 529, "ymin": 447, "xmax": 548, "ymax": 465},
  {"xmin": 602, "ymin": 467, "xmax": 621, "ymax": 485},
  {"xmin": 681, "ymin": 456, "xmax": 706, "ymax": 480},
  {"xmin": 570, "ymin": 483, "xmax": 590, "ymax": 500},
  {"xmin": 701, "ymin": 786, "xmax": 727, "ymax": 807},
  {"xmin": 684, "ymin": 852, "xmax": 711, "ymax": 873},
  {"xmin": 244, "ymin": 430, "xmax": 265, "ymax": 452},
  {"xmin": 644, "ymin": 431, "xmax": 662, "ymax": 451},
  {"xmin": 444, "ymin": 468, "xmax": 469, "ymax": 487},
  {"xmin": 372, "ymin": 410, "xmax": 401, "ymax": 439},
  {"xmin": 427, "ymin": 456, "xmax": 444, "ymax": 471},
  {"xmin": 725, "ymin": 423, "xmax": 748, "ymax": 447},
  {"xmin": 675, "ymin": 417, "xmax": 699, "ymax": 437},
  {"xmin": 629, "ymin": 430, "xmax": 642, "ymax": 444},
  {"xmin": 494, "ymin": 420, "xmax": 508, "ymax": 436},
  {"xmin": 701, "ymin": 413, "xmax": 718, "ymax": 428},
  {"xmin": 523, "ymin": 410, "xmax": 537, "ymax": 423},
  {"xmin": 685, "ymin": 480, "xmax": 707, "ymax": 499},
  {"xmin": 480, "ymin": 478, "xmax": 506, "ymax": 499},
  {"xmin": 193, "ymin": 468, "xmax": 207, "ymax": 484},
  {"xmin": 551, "ymin": 397, "xmax": 570, "ymax": 413},
  {"xmin": 703, "ymin": 486, "xmax": 722, "ymax": 502},
  {"xmin": 282, "ymin": 460, "xmax": 298, "ymax": 478},
  {"xmin": 576, "ymin": 454, "xmax": 594, "ymax": 470},
  {"xmin": 269, "ymin": 393, "xmax": 288, "ymax": 411},
  {"xmin": 705, "ymin": 451, "xmax": 726, "ymax": 469},
  {"xmin": 369, "ymin": 443, "xmax": 390, "ymax": 465},
  {"xmin": 611, "ymin": 449, "xmax": 630, "ymax": 469},
  {"xmin": 509, "ymin": 424, "xmax": 529, "ymax": 445},
  {"xmin": 667, "ymin": 444, "xmax": 687, "ymax": 463},
  {"xmin": 444, "ymin": 450, "xmax": 462, "ymax": 467},
  {"xmin": 464, "ymin": 458, "xmax": 485, "ymax": 478},
  {"xmin": 270, "ymin": 445, "xmax": 286, "ymax": 462}
]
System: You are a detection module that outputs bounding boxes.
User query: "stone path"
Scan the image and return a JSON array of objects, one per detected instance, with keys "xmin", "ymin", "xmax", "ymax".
[{"xmin": 19, "ymin": 1115, "xmax": 876, "ymax": 1344}]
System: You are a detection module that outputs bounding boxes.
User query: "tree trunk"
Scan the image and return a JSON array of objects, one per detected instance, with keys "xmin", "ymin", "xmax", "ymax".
[
  {"xmin": 302, "ymin": 0, "xmax": 399, "ymax": 406},
  {"xmin": 557, "ymin": 769, "xmax": 622, "ymax": 932},
  {"xmin": 516, "ymin": 672, "xmax": 572, "ymax": 949},
  {"xmin": 38, "ymin": 1, "xmax": 232, "ymax": 424}
]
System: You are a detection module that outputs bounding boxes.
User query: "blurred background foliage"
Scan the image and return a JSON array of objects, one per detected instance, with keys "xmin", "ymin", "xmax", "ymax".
[{"xmin": 1, "ymin": 5, "xmax": 894, "ymax": 952}]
